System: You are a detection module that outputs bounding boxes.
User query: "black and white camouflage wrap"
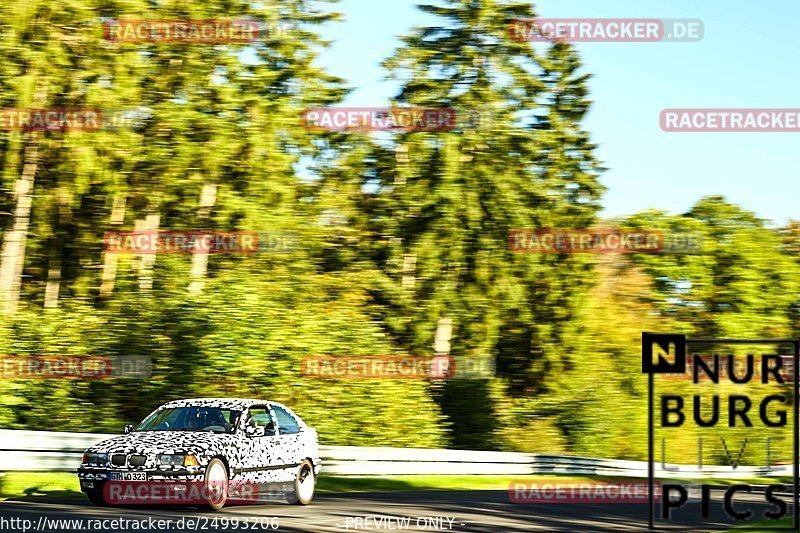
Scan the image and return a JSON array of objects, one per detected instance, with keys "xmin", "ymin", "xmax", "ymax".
[{"xmin": 79, "ymin": 398, "xmax": 321, "ymax": 485}]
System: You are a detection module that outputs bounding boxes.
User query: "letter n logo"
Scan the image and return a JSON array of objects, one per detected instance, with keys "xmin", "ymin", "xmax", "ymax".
[{"xmin": 642, "ymin": 333, "xmax": 686, "ymax": 374}]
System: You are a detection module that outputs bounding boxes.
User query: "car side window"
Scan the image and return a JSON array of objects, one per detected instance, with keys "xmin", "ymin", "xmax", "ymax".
[
  {"xmin": 272, "ymin": 405, "xmax": 301, "ymax": 435},
  {"xmin": 246, "ymin": 407, "xmax": 276, "ymax": 436}
]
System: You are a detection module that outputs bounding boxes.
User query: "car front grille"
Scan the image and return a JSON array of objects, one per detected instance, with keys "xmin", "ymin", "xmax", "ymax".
[
  {"xmin": 111, "ymin": 454, "xmax": 127, "ymax": 467},
  {"xmin": 129, "ymin": 454, "xmax": 146, "ymax": 467}
]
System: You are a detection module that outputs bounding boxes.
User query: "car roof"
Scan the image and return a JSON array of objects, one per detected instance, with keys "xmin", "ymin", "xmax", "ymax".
[
  {"xmin": 160, "ymin": 398, "xmax": 280, "ymax": 410},
  {"xmin": 157, "ymin": 398, "xmax": 306, "ymax": 427}
]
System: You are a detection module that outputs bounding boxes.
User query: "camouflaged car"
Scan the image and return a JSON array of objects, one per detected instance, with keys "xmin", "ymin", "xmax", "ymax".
[{"xmin": 78, "ymin": 398, "xmax": 320, "ymax": 509}]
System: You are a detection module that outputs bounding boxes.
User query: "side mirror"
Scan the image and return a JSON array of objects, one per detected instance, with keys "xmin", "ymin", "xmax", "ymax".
[{"xmin": 124, "ymin": 424, "xmax": 135, "ymax": 434}]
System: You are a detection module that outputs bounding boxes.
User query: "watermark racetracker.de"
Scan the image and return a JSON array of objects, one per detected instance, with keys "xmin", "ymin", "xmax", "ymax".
[
  {"xmin": 509, "ymin": 229, "xmax": 703, "ymax": 254},
  {"xmin": 102, "ymin": 19, "xmax": 292, "ymax": 43},
  {"xmin": 301, "ymin": 108, "xmax": 457, "ymax": 132},
  {"xmin": 0, "ymin": 108, "xmax": 102, "ymax": 131},
  {"xmin": 100, "ymin": 479, "xmax": 291, "ymax": 505},
  {"xmin": 301, "ymin": 355, "xmax": 495, "ymax": 380},
  {"xmin": 508, "ymin": 18, "xmax": 703, "ymax": 42},
  {"xmin": 0, "ymin": 108, "xmax": 144, "ymax": 132},
  {"xmin": 103, "ymin": 230, "xmax": 297, "ymax": 254},
  {"xmin": 661, "ymin": 109, "xmax": 800, "ymax": 132},
  {"xmin": 0, "ymin": 355, "xmax": 151, "ymax": 379},
  {"xmin": 509, "ymin": 480, "xmax": 662, "ymax": 504}
]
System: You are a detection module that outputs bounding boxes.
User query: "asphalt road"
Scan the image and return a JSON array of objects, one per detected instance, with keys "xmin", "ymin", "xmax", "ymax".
[{"xmin": 0, "ymin": 489, "xmax": 790, "ymax": 532}]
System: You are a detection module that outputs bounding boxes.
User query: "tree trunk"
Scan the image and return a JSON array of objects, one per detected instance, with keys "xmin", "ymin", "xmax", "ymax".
[
  {"xmin": 43, "ymin": 186, "xmax": 73, "ymax": 309},
  {"xmin": 99, "ymin": 192, "xmax": 127, "ymax": 297},
  {"xmin": 0, "ymin": 76, "xmax": 47, "ymax": 314},
  {"xmin": 137, "ymin": 212, "xmax": 160, "ymax": 291},
  {"xmin": 402, "ymin": 253, "xmax": 417, "ymax": 289},
  {"xmin": 43, "ymin": 258, "xmax": 61, "ymax": 308},
  {"xmin": 0, "ymin": 135, "xmax": 40, "ymax": 314},
  {"xmin": 188, "ymin": 182, "xmax": 217, "ymax": 295}
]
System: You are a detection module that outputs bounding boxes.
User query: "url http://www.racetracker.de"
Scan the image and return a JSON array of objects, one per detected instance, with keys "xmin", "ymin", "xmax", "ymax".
[{"xmin": 0, "ymin": 515, "xmax": 282, "ymax": 532}]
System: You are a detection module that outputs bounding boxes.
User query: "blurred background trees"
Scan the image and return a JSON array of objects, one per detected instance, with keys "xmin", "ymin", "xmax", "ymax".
[{"xmin": 0, "ymin": 0, "xmax": 797, "ymax": 462}]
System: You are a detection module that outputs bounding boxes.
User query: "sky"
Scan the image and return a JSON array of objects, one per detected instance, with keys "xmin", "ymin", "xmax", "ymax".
[{"xmin": 312, "ymin": 0, "xmax": 800, "ymax": 225}]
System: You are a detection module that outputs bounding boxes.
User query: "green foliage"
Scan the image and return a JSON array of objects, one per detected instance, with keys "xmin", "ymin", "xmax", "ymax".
[
  {"xmin": 536, "ymin": 200, "xmax": 800, "ymax": 462},
  {"xmin": 0, "ymin": 0, "xmax": 797, "ymax": 461}
]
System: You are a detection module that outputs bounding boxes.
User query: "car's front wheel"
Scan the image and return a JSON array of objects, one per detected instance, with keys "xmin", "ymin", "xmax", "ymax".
[
  {"xmin": 288, "ymin": 460, "xmax": 315, "ymax": 505},
  {"xmin": 203, "ymin": 458, "xmax": 229, "ymax": 510}
]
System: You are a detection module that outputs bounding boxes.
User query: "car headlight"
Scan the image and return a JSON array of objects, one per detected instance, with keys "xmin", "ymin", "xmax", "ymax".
[
  {"xmin": 82, "ymin": 452, "xmax": 108, "ymax": 465},
  {"xmin": 158, "ymin": 454, "xmax": 200, "ymax": 467}
]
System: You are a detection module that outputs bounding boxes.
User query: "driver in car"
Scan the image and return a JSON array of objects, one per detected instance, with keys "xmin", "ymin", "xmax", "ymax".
[
  {"xmin": 186, "ymin": 409, "xmax": 208, "ymax": 430},
  {"xmin": 205, "ymin": 410, "xmax": 227, "ymax": 430},
  {"xmin": 186, "ymin": 409, "xmax": 228, "ymax": 431}
]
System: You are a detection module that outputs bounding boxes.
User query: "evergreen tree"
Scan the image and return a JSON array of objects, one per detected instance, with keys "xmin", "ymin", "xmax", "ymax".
[{"xmin": 325, "ymin": 0, "xmax": 605, "ymax": 448}]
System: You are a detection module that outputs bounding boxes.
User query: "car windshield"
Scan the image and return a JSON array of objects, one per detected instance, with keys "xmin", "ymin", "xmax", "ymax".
[{"xmin": 135, "ymin": 406, "xmax": 241, "ymax": 434}]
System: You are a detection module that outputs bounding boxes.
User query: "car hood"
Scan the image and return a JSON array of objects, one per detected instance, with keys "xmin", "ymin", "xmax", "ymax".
[{"xmin": 86, "ymin": 430, "xmax": 235, "ymax": 455}]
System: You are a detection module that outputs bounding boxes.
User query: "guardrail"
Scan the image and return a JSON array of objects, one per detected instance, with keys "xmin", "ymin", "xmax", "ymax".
[{"xmin": 0, "ymin": 429, "xmax": 789, "ymax": 478}]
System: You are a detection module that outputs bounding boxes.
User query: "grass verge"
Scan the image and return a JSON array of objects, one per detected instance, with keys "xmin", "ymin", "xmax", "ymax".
[
  {"xmin": 0, "ymin": 472, "xmax": 83, "ymax": 501},
  {"xmin": 729, "ymin": 516, "xmax": 792, "ymax": 531}
]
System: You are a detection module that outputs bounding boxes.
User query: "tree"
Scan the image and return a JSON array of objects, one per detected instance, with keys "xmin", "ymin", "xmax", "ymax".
[
  {"xmin": 625, "ymin": 198, "xmax": 800, "ymax": 339},
  {"xmin": 320, "ymin": 0, "xmax": 604, "ymax": 447}
]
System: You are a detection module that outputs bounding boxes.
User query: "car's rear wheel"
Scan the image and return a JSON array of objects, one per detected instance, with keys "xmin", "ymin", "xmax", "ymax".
[
  {"xmin": 203, "ymin": 458, "xmax": 228, "ymax": 510},
  {"xmin": 288, "ymin": 460, "xmax": 315, "ymax": 505},
  {"xmin": 86, "ymin": 489, "xmax": 107, "ymax": 506}
]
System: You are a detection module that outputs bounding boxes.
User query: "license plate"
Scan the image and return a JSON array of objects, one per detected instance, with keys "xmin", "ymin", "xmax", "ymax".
[{"xmin": 109, "ymin": 471, "xmax": 147, "ymax": 481}]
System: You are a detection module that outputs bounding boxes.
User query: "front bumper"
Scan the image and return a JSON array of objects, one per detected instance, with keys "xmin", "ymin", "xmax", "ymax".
[{"xmin": 77, "ymin": 467, "xmax": 203, "ymax": 492}]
